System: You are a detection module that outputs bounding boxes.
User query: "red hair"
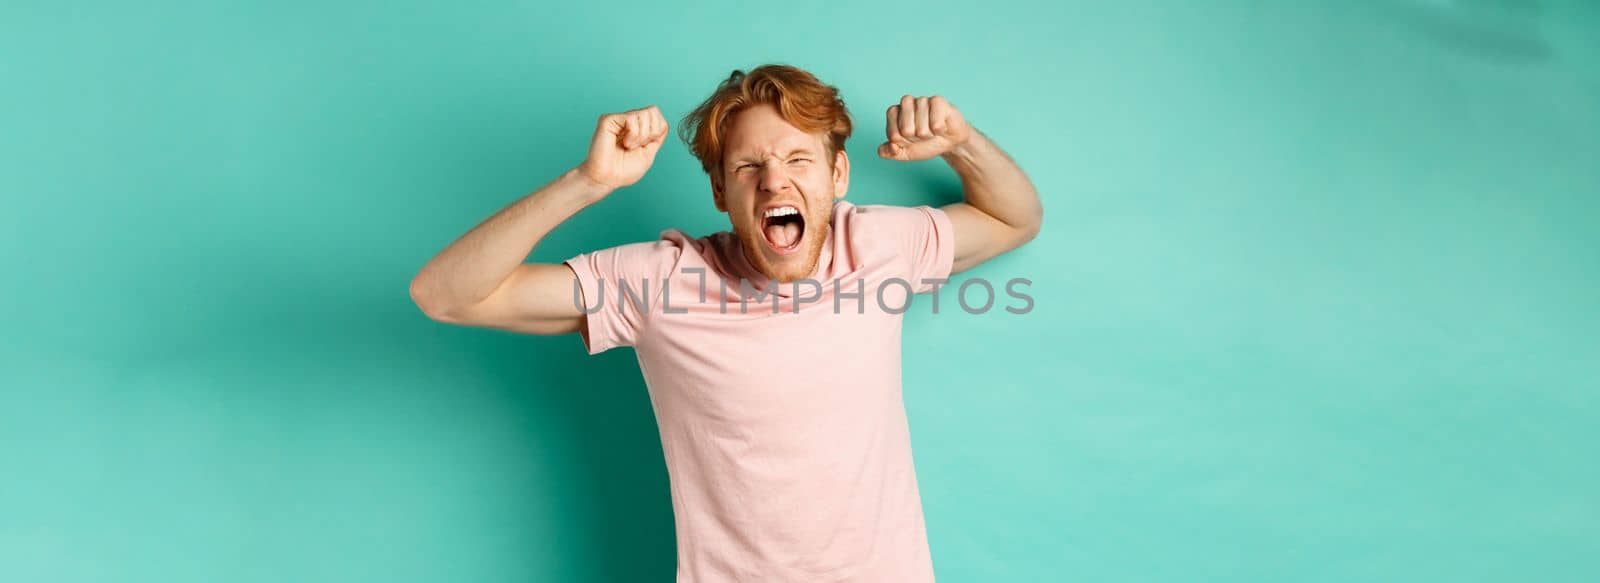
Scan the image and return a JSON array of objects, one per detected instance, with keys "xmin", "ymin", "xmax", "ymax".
[{"xmin": 679, "ymin": 64, "xmax": 853, "ymax": 185}]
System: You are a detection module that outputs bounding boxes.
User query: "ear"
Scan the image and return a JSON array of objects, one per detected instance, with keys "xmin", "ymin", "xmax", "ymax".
[
  {"xmin": 710, "ymin": 174, "xmax": 727, "ymax": 212},
  {"xmin": 831, "ymin": 149, "xmax": 850, "ymax": 200}
]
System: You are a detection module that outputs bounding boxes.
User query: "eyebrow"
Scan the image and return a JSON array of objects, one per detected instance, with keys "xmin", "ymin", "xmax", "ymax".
[{"xmin": 731, "ymin": 148, "xmax": 818, "ymax": 164}]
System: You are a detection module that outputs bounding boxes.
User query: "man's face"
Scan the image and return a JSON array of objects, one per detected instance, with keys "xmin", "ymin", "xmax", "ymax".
[{"xmin": 714, "ymin": 103, "xmax": 849, "ymax": 284}]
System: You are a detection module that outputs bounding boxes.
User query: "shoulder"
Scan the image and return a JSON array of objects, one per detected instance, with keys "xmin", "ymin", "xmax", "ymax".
[
  {"xmin": 563, "ymin": 228, "xmax": 707, "ymax": 282},
  {"xmin": 836, "ymin": 201, "xmax": 949, "ymax": 229},
  {"xmin": 833, "ymin": 201, "xmax": 953, "ymax": 253},
  {"xmin": 830, "ymin": 201, "xmax": 956, "ymax": 287}
]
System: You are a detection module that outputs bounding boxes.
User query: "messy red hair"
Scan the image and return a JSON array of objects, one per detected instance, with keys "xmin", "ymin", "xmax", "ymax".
[{"xmin": 679, "ymin": 64, "xmax": 853, "ymax": 187}]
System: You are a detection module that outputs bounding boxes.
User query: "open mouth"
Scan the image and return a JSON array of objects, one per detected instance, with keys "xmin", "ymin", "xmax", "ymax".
[{"xmin": 760, "ymin": 205, "xmax": 806, "ymax": 255}]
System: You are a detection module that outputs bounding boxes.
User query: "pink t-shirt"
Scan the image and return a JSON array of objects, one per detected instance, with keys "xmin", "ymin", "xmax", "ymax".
[{"xmin": 563, "ymin": 200, "xmax": 955, "ymax": 582}]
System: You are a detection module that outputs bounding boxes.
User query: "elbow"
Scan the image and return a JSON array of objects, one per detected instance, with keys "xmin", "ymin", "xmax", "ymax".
[
  {"xmin": 1014, "ymin": 207, "xmax": 1043, "ymax": 247},
  {"xmin": 1018, "ymin": 218, "xmax": 1041, "ymax": 245},
  {"xmin": 409, "ymin": 277, "xmax": 456, "ymax": 323}
]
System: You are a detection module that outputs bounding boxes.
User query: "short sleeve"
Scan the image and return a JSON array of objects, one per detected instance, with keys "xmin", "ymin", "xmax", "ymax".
[
  {"xmin": 563, "ymin": 239, "xmax": 682, "ymax": 354},
  {"xmin": 852, "ymin": 204, "xmax": 956, "ymax": 294},
  {"xmin": 907, "ymin": 205, "xmax": 956, "ymax": 292}
]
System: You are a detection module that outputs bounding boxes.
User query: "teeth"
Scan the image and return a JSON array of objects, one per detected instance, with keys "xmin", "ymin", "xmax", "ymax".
[{"xmin": 763, "ymin": 206, "xmax": 800, "ymax": 218}]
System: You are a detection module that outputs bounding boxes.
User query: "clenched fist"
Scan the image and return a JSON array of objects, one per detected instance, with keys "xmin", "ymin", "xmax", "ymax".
[
  {"xmin": 578, "ymin": 105, "xmax": 669, "ymax": 190},
  {"xmin": 877, "ymin": 95, "xmax": 972, "ymax": 161}
]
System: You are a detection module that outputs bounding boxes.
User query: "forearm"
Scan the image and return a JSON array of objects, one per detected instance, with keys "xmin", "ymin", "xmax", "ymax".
[
  {"xmin": 940, "ymin": 128, "xmax": 1042, "ymax": 232},
  {"xmin": 410, "ymin": 167, "xmax": 612, "ymax": 313}
]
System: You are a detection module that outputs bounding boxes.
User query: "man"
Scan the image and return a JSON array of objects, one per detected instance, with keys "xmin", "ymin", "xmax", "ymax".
[{"xmin": 410, "ymin": 64, "xmax": 1042, "ymax": 582}]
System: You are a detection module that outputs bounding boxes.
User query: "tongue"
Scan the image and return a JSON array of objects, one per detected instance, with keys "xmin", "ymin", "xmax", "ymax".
[{"xmin": 764, "ymin": 222, "xmax": 801, "ymax": 248}]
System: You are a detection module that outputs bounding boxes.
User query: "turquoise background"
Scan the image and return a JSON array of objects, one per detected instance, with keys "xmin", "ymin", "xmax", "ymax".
[{"xmin": 4, "ymin": 0, "xmax": 1597, "ymax": 581}]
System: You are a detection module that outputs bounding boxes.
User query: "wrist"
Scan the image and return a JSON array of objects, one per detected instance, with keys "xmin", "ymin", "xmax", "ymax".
[
  {"xmin": 567, "ymin": 165, "xmax": 617, "ymax": 201},
  {"xmin": 941, "ymin": 127, "xmax": 983, "ymax": 162}
]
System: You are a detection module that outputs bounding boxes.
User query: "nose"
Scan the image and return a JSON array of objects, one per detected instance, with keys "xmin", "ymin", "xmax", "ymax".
[{"xmin": 757, "ymin": 160, "xmax": 792, "ymax": 194}]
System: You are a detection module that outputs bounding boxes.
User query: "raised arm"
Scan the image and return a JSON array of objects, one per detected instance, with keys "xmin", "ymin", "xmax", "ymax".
[
  {"xmin": 878, "ymin": 95, "xmax": 1043, "ymax": 274},
  {"xmin": 408, "ymin": 105, "xmax": 669, "ymax": 334}
]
